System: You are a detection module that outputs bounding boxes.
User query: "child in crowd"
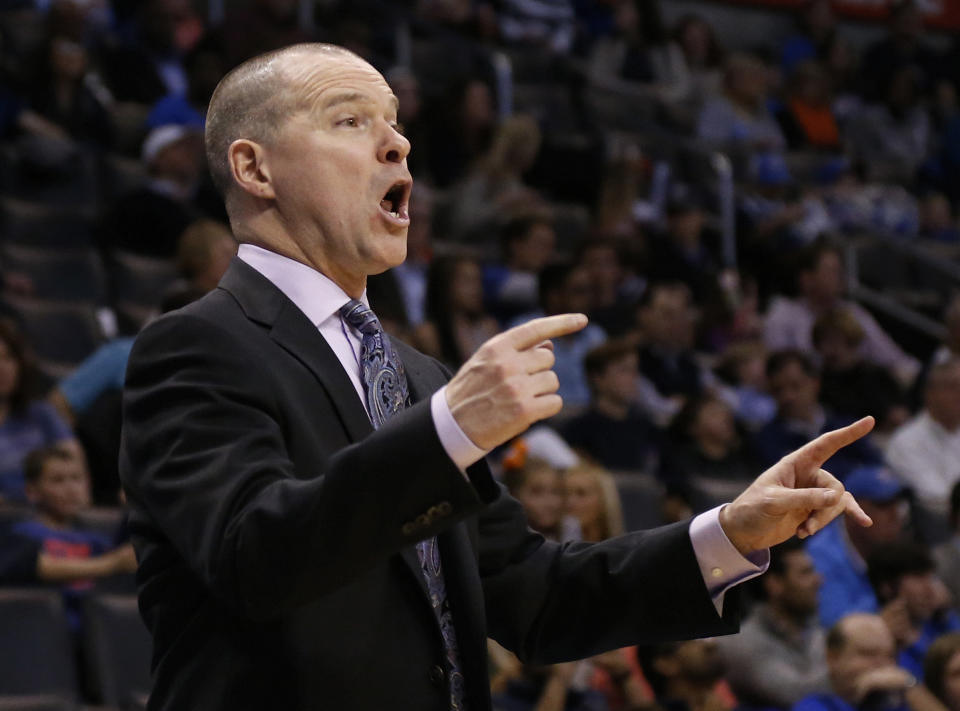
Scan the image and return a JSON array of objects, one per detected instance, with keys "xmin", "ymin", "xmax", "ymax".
[
  {"xmin": 0, "ymin": 445, "xmax": 136, "ymax": 631},
  {"xmin": 501, "ymin": 441, "xmax": 580, "ymax": 543}
]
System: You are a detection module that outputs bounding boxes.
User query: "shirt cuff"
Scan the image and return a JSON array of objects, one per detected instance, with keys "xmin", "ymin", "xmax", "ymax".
[
  {"xmin": 689, "ymin": 505, "xmax": 770, "ymax": 615},
  {"xmin": 430, "ymin": 387, "xmax": 489, "ymax": 473}
]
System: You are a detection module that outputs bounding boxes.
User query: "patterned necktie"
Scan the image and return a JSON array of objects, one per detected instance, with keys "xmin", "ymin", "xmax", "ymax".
[{"xmin": 339, "ymin": 299, "xmax": 468, "ymax": 710}]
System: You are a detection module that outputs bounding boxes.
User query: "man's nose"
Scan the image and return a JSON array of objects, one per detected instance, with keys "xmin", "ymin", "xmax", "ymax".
[{"xmin": 379, "ymin": 122, "xmax": 410, "ymax": 164}]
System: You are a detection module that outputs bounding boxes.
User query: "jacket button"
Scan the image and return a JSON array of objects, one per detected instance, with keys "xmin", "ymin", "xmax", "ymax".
[{"xmin": 429, "ymin": 664, "xmax": 446, "ymax": 686}]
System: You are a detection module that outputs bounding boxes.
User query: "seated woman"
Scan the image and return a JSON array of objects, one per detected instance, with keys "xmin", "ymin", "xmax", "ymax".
[
  {"xmin": 413, "ymin": 255, "xmax": 501, "ymax": 369},
  {"xmin": 0, "ymin": 319, "xmax": 82, "ymax": 502}
]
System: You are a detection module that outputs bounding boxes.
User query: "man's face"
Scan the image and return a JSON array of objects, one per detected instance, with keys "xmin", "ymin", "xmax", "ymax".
[
  {"xmin": 592, "ymin": 353, "xmax": 639, "ymax": 407},
  {"xmin": 898, "ymin": 572, "xmax": 941, "ymax": 624},
  {"xmin": 926, "ymin": 364, "xmax": 960, "ymax": 431},
  {"xmin": 26, "ymin": 457, "xmax": 91, "ymax": 523},
  {"xmin": 769, "ymin": 361, "xmax": 820, "ymax": 421},
  {"xmin": 777, "ymin": 550, "xmax": 822, "ymax": 617},
  {"xmin": 829, "ymin": 616, "xmax": 897, "ymax": 702},
  {"xmin": 263, "ymin": 53, "xmax": 412, "ymax": 292},
  {"xmin": 641, "ymin": 287, "xmax": 695, "ymax": 351},
  {"xmin": 801, "ymin": 251, "xmax": 843, "ymax": 305}
]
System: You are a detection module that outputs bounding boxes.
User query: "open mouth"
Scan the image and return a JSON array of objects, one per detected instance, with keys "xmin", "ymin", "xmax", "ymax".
[{"xmin": 378, "ymin": 179, "xmax": 411, "ymax": 224}]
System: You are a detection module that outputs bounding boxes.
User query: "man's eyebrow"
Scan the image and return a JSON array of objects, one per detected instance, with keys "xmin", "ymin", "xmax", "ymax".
[{"xmin": 320, "ymin": 91, "xmax": 400, "ymax": 113}]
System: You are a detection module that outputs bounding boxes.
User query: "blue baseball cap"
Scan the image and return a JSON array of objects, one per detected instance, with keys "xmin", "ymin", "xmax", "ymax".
[{"xmin": 844, "ymin": 466, "xmax": 907, "ymax": 503}]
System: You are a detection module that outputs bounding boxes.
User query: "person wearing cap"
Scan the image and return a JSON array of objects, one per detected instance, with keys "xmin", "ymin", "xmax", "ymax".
[
  {"xmin": 867, "ymin": 541, "xmax": 960, "ymax": 679},
  {"xmin": 806, "ymin": 466, "xmax": 910, "ymax": 627}
]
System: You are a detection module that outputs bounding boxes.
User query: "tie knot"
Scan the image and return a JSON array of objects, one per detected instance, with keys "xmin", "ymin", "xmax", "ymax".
[{"xmin": 339, "ymin": 299, "xmax": 381, "ymax": 336}]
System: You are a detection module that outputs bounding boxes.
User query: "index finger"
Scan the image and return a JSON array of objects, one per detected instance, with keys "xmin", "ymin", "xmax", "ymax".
[
  {"xmin": 791, "ymin": 416, "xmax": 875, "ymax": 469},
  {"xmin": 499, "ymin": 314, "xmax": 588, "ymax": 351}
]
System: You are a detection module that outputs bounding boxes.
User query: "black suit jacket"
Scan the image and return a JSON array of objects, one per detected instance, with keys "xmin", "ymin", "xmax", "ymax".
[{"xmin": 119, "ymin": 259, "xmax": 740, "ymax": 711}]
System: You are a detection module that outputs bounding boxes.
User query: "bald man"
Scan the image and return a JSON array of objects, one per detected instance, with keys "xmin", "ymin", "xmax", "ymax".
[{"xmin": 119, "ymin": 44, "xmax": 874, "ymax": 711}]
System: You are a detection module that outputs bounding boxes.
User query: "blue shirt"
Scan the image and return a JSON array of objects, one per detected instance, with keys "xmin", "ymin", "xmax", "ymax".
[
  {"xmin": 0, "ymin": 402, "xmax": 73, "ymax": 501},
  {"xmin": 59, "ymin": 338, "xmax": 135, "ymax": 414},
  {"xmin": 898, "ymin": 612, "xmax": 960, "ymax": 677},
  {"xmin": 6, "ymin": 519, "xmax": 112, "ymax": 631},
  {"xmin": 806, "ymin": 519, "xmax": 878, "ymax": 627}
]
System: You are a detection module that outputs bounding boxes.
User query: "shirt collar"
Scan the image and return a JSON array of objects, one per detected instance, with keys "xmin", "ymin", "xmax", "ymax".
[{"xmin": 236, "ymin": 243, "xmax": 368, "ymax": 327}]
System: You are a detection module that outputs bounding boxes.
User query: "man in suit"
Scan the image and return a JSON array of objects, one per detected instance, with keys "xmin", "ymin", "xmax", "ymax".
[{"xmin": 120, "ymin": 43, "xmax": 874, "ymax": 711}]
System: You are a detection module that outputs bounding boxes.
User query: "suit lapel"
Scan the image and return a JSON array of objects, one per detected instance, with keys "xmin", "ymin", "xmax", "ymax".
[{"xmin": 218, "ymin": 258, "xmax": 373, "ymax": 443}]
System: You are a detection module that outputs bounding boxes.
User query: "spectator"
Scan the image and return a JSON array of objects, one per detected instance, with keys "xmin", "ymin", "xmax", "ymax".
[
  {"xmin": 697, "ymin": 52, "xmax": 787, "ymax": 176},
  {"xmin": 859, "ymin": 0, "xmax": 939, "ymax": 104},
  {"xmin": 414, "ymin": 255, "xmax": 500, "ymax": 369},
  {"xmin": 776, "ymin": 61, "xmax": 841, "ymax": 152},
  {"xmin": 924, "ymin": 632, "xmax": 960, "ymax": 711},
  {"xmin": 484, "ymin": 211, "xmax": 557, "ymax": 323},
  {"xmin": 99, "ymin": 123, "xmax": 206, "ymax": 258},
  {"xmin": 663, "ymin": 13, "xmax": 725, "ymax": 127},
  {"xmin": 215, "ymin": 0, "xmax": 312, "ymax": 68},
  {"xmin": 390, "ymin": 183, "xmax": 434, "ymax": 328},
  {"xmin": 637, "ymin": 638, "xmax": 733, "ymax": 711},
  {"xmin": 764, "ymin": 240, "xmax": 921, "ymax": 384},
  {"xmin": 499, "ymin": 0, "xmax": 576, "ymax": 54},
  {"xmin": 931, "ymin": 297, "xmax": 960, "ymax": 368},
  {"xmin": 714, "ymin": 340, "xmax": 777, "ymax": 431},
  {"xmin": 867, "ymin": 541, "xmax": 960, "ymax": 679},
  {"xmin": 918, "ymin": 193, "xmax": 960, "ymax": 244},
  {"xmin": 792, "ymin": 613, "xmax": 945, "ymax": 711},
  {"xmin": 501, "ymin": 443, "xmax": 579, "ymax": 544},
  {"xmin": 98, "ymin": 0, "xmax": 192, "ymax": 105},
  {"xmin": 586, "ymin": 0, "xmax": 669, "ymax": 93},
  {"xmin": 0, "ymin": 446, "xmax": 136, "ymax": 631},
  {"xmin": 560, "ymin": 338, "xmax": 658, "ymax": 474},
  {"xmin": 27, "ymin": 36, "xmax": 112, "ymax": 146},
  {"xmin": 636, "ymin": 282, "xmax": 711, "ymax": 410},
  {"xmin": 426, "ymin": 78, "xmax": 496, "ymax": 188},
  {"xmin": 509, "ymin": 262, "xmax": 606, "ymax": 410},
  {"xmin": 806, "ymin": 466, "xmax": 909, "ymax": 627},
  {"xmin": 932, "ymin": 482, "xmax": 960, "ymax": 608},
  {"xmin": 753, "ymin": 350, "xmax": 882, "ymax": 479},
  {"xmin": 172, "ymin": 218, "xmax": 238, "ymax": 291},
  {"xmin": 447, "ymin": 114, "xmax": 544, "ymax": 245},
  {"xmin": 718, "ymin": 538, "xmax": 829, "ymax": 709},
  {"xmin": 0, "ymin": 320, "xmax": 79, "ymax": 502},
  {"xmin": 563, "ymin": 462, "xmax": 625, "ymax": 543},
  {"xmin": 781, "ymin": 0, "xmax": 837, "ymax": 76},
  {"xmin": 646, "ymin": 184, "xmax": 723, "ymax": 304},
  {"xmin": 577, "ymin": 239, "xmax": 642, "ymax": 337},
  {"xmin": 886, "ymin": 359, "xmax": 960, "ymax": 526},
  {"xmin": 813, "ymin": 309, "xmax": 909, "ymax": 436},
  {"xmin": 661, "ymin": 394, "xmax": 758, "ymax": 513},
  {"xmin": 146, "ymin": 36, "xmax": 226, "ymax": 130},
  {"xmin": 848, "ymin": 66, "xmax": 931, "ymax": 184}
]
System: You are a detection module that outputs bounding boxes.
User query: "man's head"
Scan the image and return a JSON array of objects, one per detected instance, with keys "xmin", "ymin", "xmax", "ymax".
[
  {"xmin": 757, "ymin": 537, "xmax": 822, "ymax": 620},
  {"xmin": 826, "ymin": 614, "xmax": 897, "ymax": 703},
  {"xmin": 766, "ymin": 349, "xmax": 820, "ymax": 422},
  {"xmin": 812, "ymin": 308, "xmax": 864, "ymax": 372},
  {"xmin": 205, "ymin": 43, "xmax": 412, "ymax": 296},
  {"xmin": 23, "ymin": 446, "xmax": 90, "ymax": 524},
  {"xmin": 868, "ymin": 541, "xmax": 941, "ymax": 624},
  {"xmin": 637, "ymin": 639, "xmax": 726, "ymax": 700},
  {"xmin": 584, "ymin": 339, "xmax": 639, "ymax": 409},
  {"xmin": 501, "ymin": 212, "xmax": 556, "ymax": 273},
  {"xmin": 843, "ymin": 466, "xmax": 908, "ymax": 551},
  {"xmin": 925, "ymin": 359, "xmax": 960, "ymax": 431},
  {"xmin": 538, "ymin": 262, "xmax": 592, "ymax": 316},
  {"xmin": 637, "ymin": 282, "xmax": 696, "ymax": 352},
  {"xmin": 796, "ymin": 240, "xmax": 844, "ymax": 308}
]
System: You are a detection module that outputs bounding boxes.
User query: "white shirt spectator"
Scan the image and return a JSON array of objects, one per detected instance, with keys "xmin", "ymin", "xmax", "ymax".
[{"xmin": 885, "ymin": 411, "xmax": 960, "ymax": 519}]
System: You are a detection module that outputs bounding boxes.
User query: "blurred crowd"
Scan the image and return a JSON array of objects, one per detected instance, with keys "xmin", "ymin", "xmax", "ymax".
[{"xmin": 4, "ymin": 0, "xmax": 960, "ymax": 708}]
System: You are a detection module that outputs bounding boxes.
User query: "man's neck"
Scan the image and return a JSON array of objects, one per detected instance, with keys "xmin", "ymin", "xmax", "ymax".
[
  {"xmin": 697, "ymin": 438, "xmax": 730, "ymax": 460},
  {"xmin": 765, "ymin": 600, "xmax": 810, "ymax": 639},
  {"xmin": 37, "ymin": 511, "xmax": 70, "ymax": 531}
]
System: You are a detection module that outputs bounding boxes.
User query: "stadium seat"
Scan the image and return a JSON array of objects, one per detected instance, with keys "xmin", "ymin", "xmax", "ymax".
[
  {"xmin": 0, "ymin": 696, "xmax": 76, "ymax": 711},
  {"xmin": 82, "ymin": 594, "xmax": 152, "ymax": 709},
  {"xmin": 0, "ymin": 199, "xmax": 96, "ymax": 249},
  {"xmin": 1, "ymin": 245, "xmax": 107, "ymax": 303},
  {"xmin": 2, "ymin": 296, "xmax": 105, "ymax": 375},
  {"xmin": 611, "ymin": 472, "xmax": 666, "ymax": 532},
  {"xmin": 0, "ymin": 589, "xmax": 79, "ymax": 699}
]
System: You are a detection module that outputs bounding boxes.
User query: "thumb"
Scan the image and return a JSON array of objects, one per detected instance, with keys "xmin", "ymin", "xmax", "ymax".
[{"xmin": 767, "ymin": 486, "xmax": 838, "ymax": 514}]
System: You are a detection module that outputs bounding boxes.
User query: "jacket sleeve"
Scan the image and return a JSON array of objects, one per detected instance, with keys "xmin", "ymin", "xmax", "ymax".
[
  {"xmin": 120, "ymin": 312, "xmax": 490, "ymax": 620},
  {"xmin": 478, "ymin": 484, "xmax": 740, "ymax": 663}
]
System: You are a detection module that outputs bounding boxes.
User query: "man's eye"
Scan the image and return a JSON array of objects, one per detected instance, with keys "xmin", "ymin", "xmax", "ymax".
[{"xmin": 338, "ymin": 117, "xmax": 358, "ymax": 127}]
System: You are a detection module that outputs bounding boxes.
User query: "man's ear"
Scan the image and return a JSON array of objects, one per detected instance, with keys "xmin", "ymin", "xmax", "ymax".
[{"xmin": 228, "ymin": 139, "xmax": 276, "ymax": 201}]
